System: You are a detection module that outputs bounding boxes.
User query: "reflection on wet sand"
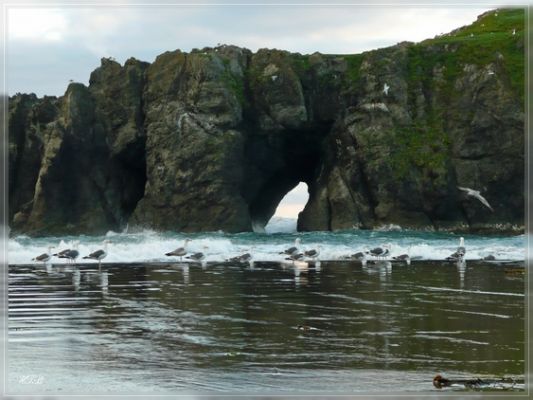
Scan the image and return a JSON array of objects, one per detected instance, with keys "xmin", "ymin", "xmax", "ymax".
[{"xmin": 8, "ymin": 260, "xmax": 524, "ymax": 395}]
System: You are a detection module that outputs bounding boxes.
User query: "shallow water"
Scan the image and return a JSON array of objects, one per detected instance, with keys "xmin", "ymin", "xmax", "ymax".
[
  {"xmin": 8, "ymin": 227, "xmax": 525, "ymax": 265},
  {"xmin": 8, "ymin": 259, "xmax": 525, "ymax": 395}
]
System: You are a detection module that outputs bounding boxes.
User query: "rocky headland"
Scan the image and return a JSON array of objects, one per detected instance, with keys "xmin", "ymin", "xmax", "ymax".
[{"xmin": 8, "ymin": 9, "xmax": 525, "ymax": 236}]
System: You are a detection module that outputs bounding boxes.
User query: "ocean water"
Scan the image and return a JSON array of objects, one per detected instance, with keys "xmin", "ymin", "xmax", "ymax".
[
  {"xmin": 8, "ymin": 218, "xmax": 525, "ymax": 265},
  {"xmin": 8, "ymin": 259, "xmax": 525, "ymax": 395},
  {"xmin": 7, "ymin": 219, "xmax": 526, "ymax": 395}
]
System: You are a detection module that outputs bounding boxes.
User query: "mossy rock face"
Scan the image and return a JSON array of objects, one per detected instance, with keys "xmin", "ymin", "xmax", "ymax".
[{"xmin": 8, "ymin": 8, "xmax": 525, "ymax": 235}]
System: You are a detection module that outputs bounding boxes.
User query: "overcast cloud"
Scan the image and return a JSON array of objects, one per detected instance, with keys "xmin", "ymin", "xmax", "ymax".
[{"xmin": 5, "ymin": 4, "xmax": 504, "ymax": 96}]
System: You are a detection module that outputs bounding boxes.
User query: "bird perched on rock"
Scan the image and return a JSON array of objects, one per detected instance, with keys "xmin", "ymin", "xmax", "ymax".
[{"xmin": 457, "ymin": 186, "xmax": 493, "ymax": 212}]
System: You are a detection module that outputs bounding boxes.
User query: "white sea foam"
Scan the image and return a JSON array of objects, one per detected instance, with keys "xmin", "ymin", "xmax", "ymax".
[{"xmin": 7, "ymin": 230, "xmax": 524, "ymax": 265}]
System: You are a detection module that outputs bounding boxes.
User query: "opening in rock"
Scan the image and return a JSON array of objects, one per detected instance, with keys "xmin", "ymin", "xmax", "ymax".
[
  {"xmin": 246, "ymin": 124, "xmax": 329, "ymax": 232},
  {"xmin": 264, "ymin": 182, "xmax": 309, "ymax": 233}
]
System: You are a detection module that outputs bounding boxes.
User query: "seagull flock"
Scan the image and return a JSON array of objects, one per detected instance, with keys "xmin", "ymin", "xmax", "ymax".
[
  {"xmin": 32, "ymin": 240, "xmax": 111, "ymax": 268},
  {"xmin": 31, "ymin": 237, "xmax": 469, "ymax": 268}
]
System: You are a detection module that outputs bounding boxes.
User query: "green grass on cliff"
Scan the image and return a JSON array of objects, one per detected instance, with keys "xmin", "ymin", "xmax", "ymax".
[
  {"xmin": 221, "ymin": 58, "xmax": 246, "ymax": 106},
  {"xmin": 390, "ymin": 120, "xmax": 451, "ymax": 180},
  {"xmin": 397, "ymin": 8, "xmax": 524, "ymax": 177},
  {"xmin": 411, "ymin": 8, "xmax": 525, "ymax": 102}
]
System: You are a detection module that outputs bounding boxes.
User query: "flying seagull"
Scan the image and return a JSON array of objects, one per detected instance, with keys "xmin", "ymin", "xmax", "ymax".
[
  {"xmin": 457, "ymin": 186, "xmax": 493, "ymax": 211},
  {"xmin": 383, "ymin": 83, "xmax": 390, "ymax": 95},
  {"xmin": 165, "ymin": 239, "xmax": 192, "ymax": 261}
]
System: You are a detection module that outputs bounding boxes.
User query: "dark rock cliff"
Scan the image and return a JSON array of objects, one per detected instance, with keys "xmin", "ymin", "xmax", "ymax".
[{"xmin": 8, "ymin": 8, "xmax": 525, "ymax": 236}]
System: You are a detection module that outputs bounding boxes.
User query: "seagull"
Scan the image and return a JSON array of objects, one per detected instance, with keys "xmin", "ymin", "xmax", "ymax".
[
  {"xmin": 392, "ymin": 254, "xmax": 411, "ymax": 266},
  {"xmin": 285, "ymin": 253, "xmax": 304, "ymax": 263},
  {"xmin": 228, "ymin": 253, "xmax": 252, "ymax": 263},
  {"xmin": 165, "ymin": 239, "xmax": 192, "ymax": 261},
  {"xmin": 280, "ymin": 238, "xmax": 301, "ymax": 256},
  {"xmin": 447, "ymin": 237, "xmax": 466, "ymax": 261},
  {"xmin": 368, "ymin": 244, "xmax": 390, "ymax": 259},
  {"xmin": 32, "ymin": 246, "xmax": 54, "ymax": 264},
  {"xmin": 186, "ymin": 252, "xmax": 205, "ymax": 262},
  {"xmin": 59, "ymin": 248, "xmax": 79, "ymax": 264},
  {"xmin": 304, "ymin": 245, "xmax": 320, "ymax": 261},
  {"xmin": 53, "ymin": 248, "xmax": 71, "ymax": 258},
  {"xmin": 350, "ymin": 251, "xmax": 368, "ymax": 266},
  {"xmin": 83, "ymin": 240, "xmax": 111, "ymax": 268},
  {"xmin": 54, "ymin": 241, "xmax": 79, "ymax": 264},
  {"xmin": 457, "ymin": 186, "xmax": 494, "ymax": 211},
  {"xmin": 512, "ymin": 28, "xmax": 516, "ymax": 35},
  {"xmin": 487, "ymin": 70, "xmax": 495, "ymax": 76},
  {"xmin": 383, "ymin": 83, "xmax": 390, "ymax": 95}
]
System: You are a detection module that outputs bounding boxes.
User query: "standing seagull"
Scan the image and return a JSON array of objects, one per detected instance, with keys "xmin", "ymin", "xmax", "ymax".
[
  {"xmin": 457, "ymin": 186, "xmax": 494, "ymax": 211},
  {"xmin": 447, "ymin": 237, "xmax": 466, "ymax": 261},
  {"xmin": 55, "ymin": 241, "xmax": 79, "ymax": 264},
  {"xmin": 280, "ymin": 238, "xmax": 301, "ymax": 256},
  {"xmin": 59, "ymin": 248, "xmax": 79, "ymax": 264},
  {"xmin": 32, "ymin": 246, "xmax": 54, "ymax": 264},
  {"xmin": 83, "ymin": 240, "xmax": 111, "ymax": 268},
  {"xmin": 186, "ymin": 252, "xmax": 205, "ymax": 262},
  {"xmin": 304, "ymin": 245, "xmax": 321, "ymax": 261},
  {"xmin": 53, "ymin": 248, "xmax": 71, "ymax": 259},
  {"xmin": 228, "ymin": 253, "xmax": 252, "ymax": 263},
  {"xmin": 392, "ymin": 254, "xmax": 411, "ymax": 266},
  {"xmin": 285, "ymin": 253, "xmax": 304, "ymax": 263},
  {"xmin": 165, "ymin": 239, "xmax": 192, "ymax": 261},
  {"xmin": 368, "ymin": 244, "xmax": 390, "ymax": 260}
]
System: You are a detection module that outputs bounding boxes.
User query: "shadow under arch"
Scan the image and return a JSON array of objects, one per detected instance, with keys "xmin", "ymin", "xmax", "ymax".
[{"xmin": 244, "ymin": 125, "xmax": 328, "ymax": 232}]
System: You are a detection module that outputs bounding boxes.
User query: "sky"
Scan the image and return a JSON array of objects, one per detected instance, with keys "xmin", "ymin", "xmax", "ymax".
[
  {"xmin": 5, "ymin": 4, "xmax": 496, "ymax": 96},
  {"xmin": 4, "ymin": 3, "xmax": 511, "ymax": 219}
]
